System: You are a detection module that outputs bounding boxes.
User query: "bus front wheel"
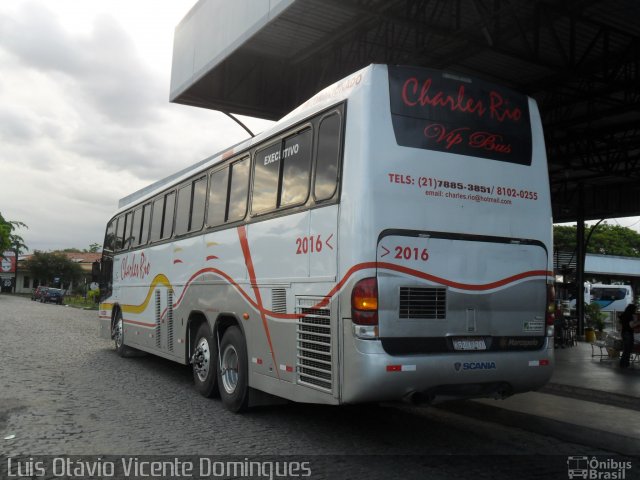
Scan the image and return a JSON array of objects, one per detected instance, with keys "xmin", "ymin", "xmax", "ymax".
[
  {"xmin": 113, "ymin": 311, "xmax": 130, "ymax": 357},
  {"xmin": 217, "ymin": 326, "xmax": 248, "ymax": 413},
  {"xmin": 192, "ymin": 323, "xmax": 219, "ymax": 398}
]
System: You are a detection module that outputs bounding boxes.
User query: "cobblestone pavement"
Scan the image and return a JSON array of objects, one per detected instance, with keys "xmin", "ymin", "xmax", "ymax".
[{"xmin": 0, "ymin": 295, "xmax": 625, "ymax": 479}]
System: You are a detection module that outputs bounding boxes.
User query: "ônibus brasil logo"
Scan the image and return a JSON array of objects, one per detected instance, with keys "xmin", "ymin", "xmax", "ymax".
[{"xmin": 567, "ymin": 456, "xmax": 632, "ymax": 479}]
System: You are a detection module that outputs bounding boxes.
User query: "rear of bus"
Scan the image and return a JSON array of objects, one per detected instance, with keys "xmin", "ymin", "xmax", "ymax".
[{"xmin": 339, "ymin": 65, "xmax": 554, "ymax": 404}]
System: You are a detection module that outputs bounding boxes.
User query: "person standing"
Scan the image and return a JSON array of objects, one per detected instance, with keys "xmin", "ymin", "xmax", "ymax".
[{"xmin": 619, "ymin": 303, "xmax": 637, "ymax": 369}]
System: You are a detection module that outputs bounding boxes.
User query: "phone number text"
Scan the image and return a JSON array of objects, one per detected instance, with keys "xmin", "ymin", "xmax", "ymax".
[{"xmin": 387, "ymin": 173, "xmax": 539, "ymax": 201}]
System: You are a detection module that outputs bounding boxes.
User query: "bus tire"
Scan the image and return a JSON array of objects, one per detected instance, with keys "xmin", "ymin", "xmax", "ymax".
[
  {"xmin": 217, "ymin": 326, "xmax": 248, "ymax": 413},
  {"xmin": 192, "ymin": 323, "xmax": 219, "ymax": 398},
  {"xmin": 113, "ymin": 310, "xmax": 131, "ymax": 358}
]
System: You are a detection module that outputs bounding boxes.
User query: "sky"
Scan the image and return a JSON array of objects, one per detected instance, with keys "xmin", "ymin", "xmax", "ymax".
[{"xmin": 0, "ymin": 0, "xmax": 273, "ymax": 253}]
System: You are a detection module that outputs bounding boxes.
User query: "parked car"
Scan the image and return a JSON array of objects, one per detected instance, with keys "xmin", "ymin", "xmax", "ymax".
[
  {"xmin": 43, "ymin": 288, "xmax": 65, "ymax": 305},
  {"xmin": 31, "ymin": 286, "xmax": 48, "ymax": 301}
]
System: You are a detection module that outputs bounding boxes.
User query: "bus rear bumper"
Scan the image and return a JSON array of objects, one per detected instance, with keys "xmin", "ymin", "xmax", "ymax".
[{"xmin": 341, "ymin": 336, "xmax": 554, "ymax": 405}]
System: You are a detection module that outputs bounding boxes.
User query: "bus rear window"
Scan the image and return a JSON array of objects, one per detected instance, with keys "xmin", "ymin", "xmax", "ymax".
[{"xmin": 388, "ymin": 66, "xmax": 532, "ymax": 165}]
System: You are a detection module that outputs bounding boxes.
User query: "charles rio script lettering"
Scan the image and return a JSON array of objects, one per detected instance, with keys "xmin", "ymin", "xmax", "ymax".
[
  {"xmin": 401, "ymin": 76, "xmax": 523, "ymax": 123},
  {"xmin": 121, "ymin": 253, "xmax": 151, "ymax": 280},
  {"xmin": 424, "ymin": 124, "xmax": 512, "ymax": 154}
]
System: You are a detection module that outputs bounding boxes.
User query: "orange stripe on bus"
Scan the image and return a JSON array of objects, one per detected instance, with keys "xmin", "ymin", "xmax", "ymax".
[{"xmin": 237, "ymin": 225, "xmax": 280, "ymax": 378}]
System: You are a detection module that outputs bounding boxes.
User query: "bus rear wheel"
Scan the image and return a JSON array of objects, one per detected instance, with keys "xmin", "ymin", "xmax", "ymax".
[
  {"xmin": 217, "ymin": 326, "xmax": 248, "ymax": 413},
  {"xmin": 192, "ymin": 323, "xmax": 219, "ymax": 398}
]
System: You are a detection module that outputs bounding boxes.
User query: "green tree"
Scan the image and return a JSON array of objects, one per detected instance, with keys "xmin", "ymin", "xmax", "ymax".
[
  {"xmin": 0, "ymin": 212, "xmax": 27, "ymax": 256},
  {"xmin": 61, "ymin": 244, "xmax": 102, "ymax": 253},
  {"xmin": 24, "ymin": 251, "xmax": 84, "ymax": 288},
  {"xmin": 0, "ymin": 213, "xmax": 28, "ymax": 292},
  {"xmin": 0, "ymin": 213, "xmax": 9, "ymax": 253},
  {"xmin": 554, "ymin": 223, "xmax": 640, "ymax": 257}
]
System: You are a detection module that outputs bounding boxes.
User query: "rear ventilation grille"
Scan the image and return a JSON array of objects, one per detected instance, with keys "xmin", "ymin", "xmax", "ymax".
[
  {"xmin": 167, "ymin": 289, "xmax": 174, "ymax": 352},
  {"xmin": 399, "ymin": 287, "xmax": 447, "ymax": 319},
  {"xmin": 296, "ymin": 297, "xmax": 332, "ymax": 393},
  {"xmin": 272, "ymin": 288, "xmax": 287, "ymax": 314},
  {"xmin": 155, "ymin": 290, "xmax": 162, "ymax": 348}
]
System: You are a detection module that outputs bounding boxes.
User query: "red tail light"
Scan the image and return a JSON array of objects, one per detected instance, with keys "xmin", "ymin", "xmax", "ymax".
[{"xmin": 351, "ymin": 277, "xmax": 378, "ymax": 326}]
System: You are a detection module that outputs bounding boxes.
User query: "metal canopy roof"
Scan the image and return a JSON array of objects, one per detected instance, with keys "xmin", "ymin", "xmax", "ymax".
[{"xmin": 170, "ymin": 0, "xmax": 640, "ymax": 224}]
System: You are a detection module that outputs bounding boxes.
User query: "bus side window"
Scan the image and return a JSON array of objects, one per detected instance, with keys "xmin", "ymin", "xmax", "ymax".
[
  {"xmin": 227, "ymin": 157, "xmax": 249, "ymax": 222},
  {"xmin": 252, "ymin": 143, "xmax": 280, "ymax": 214},
  {"xmin": 149, "ymin": 197, "xmax": 165, "ymax": 243},
  {"xmin": 122, "ymin": 212, "xmax": 133, "ymax": 250},
  {"xmin": 101, "ymin": 220, "xmax": 115, "ymax": 298},
  {"xmin": 207, "ymin": 158, "xmax": 248, "ymax": 227},
  {"xmin": 162, "ymin": 192, "xmax": 176, "ymax": 239},
  {"xmin": 149, "ymin": 191, "xmax": 176, "ymax": 242},
  {"xmin": 104, "ymin": 219, "xmax": 116, "ymax": 253},
  {"xmin": 252, "ymin": 128, "xmax": 312, "ymax": 215},
  {"xmin": 139, "ymin": 203, "xmax": 151, "ymax": 246},
  {"xmin": 191, "ymin": 176, "xmax": 207, "ymax": 232},
  {"xmin": 130, "ymin": 207, "xmax": 142, "ymax": 248},
  {"xmin": 314, "ymin": 113, "xmax": 341, "ymax": 202},
  {"xmin": 176, "ymin": 176, "xmax": 207, "ymax": 235},
  {"xmin": 280, "ymin": 129, "xmax": 312, "ymax": 207},
  {"xmin": 175, "ymin": 184, "xmax": 191, "ymax": 235},
  {"xmin": 115, "ymin": 215, "xmax": 126, "ymax": 251},
  {"xmin": 208, "ymin": 167, "xmax": 229, "ymax": 226}
]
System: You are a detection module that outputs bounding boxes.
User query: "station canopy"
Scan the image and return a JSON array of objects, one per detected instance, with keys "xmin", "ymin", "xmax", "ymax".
[{"xmin": 170, "ymin": 0, "xmax": 640, "ymax": 224}]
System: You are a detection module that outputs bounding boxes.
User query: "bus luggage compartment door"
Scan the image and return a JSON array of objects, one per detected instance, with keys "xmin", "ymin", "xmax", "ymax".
[{"xmin": 375, "ymin": 232, "xmax": 549, "ymax": 353}]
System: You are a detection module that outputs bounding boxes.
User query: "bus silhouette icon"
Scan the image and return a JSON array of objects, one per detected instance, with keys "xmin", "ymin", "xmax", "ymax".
[{"xmin": 567, "ymin": 456, "xmax": 589, "ymax": 479}]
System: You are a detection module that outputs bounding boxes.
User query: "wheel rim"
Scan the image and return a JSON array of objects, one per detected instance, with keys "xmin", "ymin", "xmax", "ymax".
[
  {"xmin": 221, "ymin": 344, "xmax": 239, "ymax": 394},
  {"xmin": 193, "ymin": 337, "xmax": 211, "ymax": 382},
  {"xmin": 114, "ymin": 318, "xmax": 123, "ymax": 349}
]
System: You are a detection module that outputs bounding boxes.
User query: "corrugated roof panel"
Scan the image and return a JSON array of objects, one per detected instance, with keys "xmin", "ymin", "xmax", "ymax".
[{"xmin": 456, "ymin": 50, "xmax": 550, "ymax": 91}]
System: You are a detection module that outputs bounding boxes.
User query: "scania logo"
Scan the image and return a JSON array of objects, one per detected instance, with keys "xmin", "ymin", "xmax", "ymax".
[{"xmin": 455, "ymin": 361, "xmax": 497, "ymax": 371}]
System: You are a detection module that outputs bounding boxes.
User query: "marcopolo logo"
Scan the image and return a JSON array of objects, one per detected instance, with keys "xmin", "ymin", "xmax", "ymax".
[
  {"xmin": 454, "ymin": 361, "xmax": 497, "ymax": 371},
  {"xmin": 567, "ymin": 456, "xmax": 632, "ymax": 479}
]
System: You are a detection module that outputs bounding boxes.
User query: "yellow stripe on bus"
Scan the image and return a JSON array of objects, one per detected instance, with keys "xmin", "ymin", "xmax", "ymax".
[{"xmin": 120, "ymin": 274, "xmax": 173, "ymax": 315}]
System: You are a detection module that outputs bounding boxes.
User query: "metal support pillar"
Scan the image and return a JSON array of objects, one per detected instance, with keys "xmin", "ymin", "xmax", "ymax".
[{"xmin": 576, "ymin": 184, "xmax": 585, "ymax": 337}]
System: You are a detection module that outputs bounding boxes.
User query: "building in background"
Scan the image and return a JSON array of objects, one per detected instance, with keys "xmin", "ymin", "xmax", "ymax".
[{"xmin": 11, "ymin": 252, "xmax": 101, "ymax": 295}]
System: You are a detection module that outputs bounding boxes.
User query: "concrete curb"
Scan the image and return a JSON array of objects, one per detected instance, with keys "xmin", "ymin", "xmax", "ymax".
[
  {"xmin": 540, "ymin": 382, "xmax": 640, "ymax": 412},
  {"xmin": 437, "ymin": 400, "xmax": 639, "ymax": 457}
]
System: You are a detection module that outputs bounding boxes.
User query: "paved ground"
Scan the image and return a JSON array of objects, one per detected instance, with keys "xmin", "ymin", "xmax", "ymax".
[
  {"xmin": 443, "ymin": 340, "xmax": 640, "ymax": 457},
  {"xmin": 0, "ymin": 294, "xmax": 633, "ymax": 479}
]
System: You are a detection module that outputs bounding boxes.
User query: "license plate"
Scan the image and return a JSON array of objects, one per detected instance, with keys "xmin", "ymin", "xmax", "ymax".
[{"xmin": 453, "ymin": 338, "xmax": 487, "ymax": 351}]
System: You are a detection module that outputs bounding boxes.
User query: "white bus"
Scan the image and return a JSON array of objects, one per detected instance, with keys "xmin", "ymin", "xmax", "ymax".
[
  {"xmin": 98, "ymin": 64, "xmax": 555, "ymax": 412},
  {"xmin": 570, "ymin": 283, "xmax": 633, "ymax": 312},
  {"xmin": 586, "ymin": 283, "xmax": 633, "ymax": 313}
]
